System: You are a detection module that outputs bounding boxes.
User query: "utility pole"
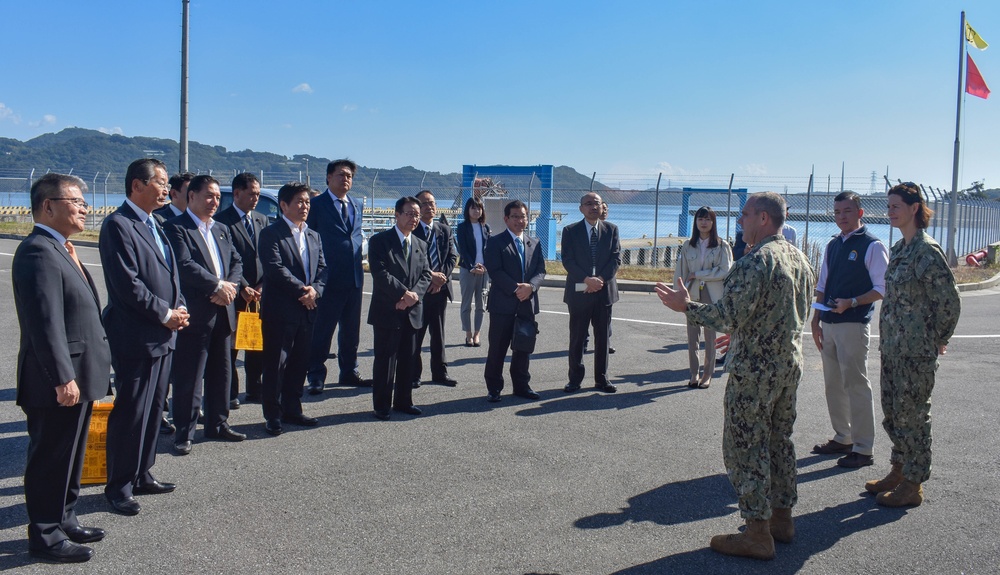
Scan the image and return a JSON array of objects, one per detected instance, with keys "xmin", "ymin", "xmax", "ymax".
[{"xmin": 179, "ymin": 0, "xmax": 190, "ymax": 172}]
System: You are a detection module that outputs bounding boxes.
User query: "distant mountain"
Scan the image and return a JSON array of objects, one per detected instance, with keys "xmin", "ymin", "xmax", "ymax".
[{"xmin": 0, "ymin": 128, "xmax": 611, "ymax": 201}]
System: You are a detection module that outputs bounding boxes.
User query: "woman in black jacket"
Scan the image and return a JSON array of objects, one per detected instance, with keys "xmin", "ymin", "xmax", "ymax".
[{"xmin": 455, "ymin": 197, "xmax": 490, "ymax": 346}]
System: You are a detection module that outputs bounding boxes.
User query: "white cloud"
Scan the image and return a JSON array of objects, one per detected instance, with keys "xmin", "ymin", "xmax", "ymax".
[
  {"xmin": 342, "ymin": 104, "xmax": 358, "ymax": 112},
  {"xmin": 0, "ymin": 102, "xmax": 21, "ymax": 124},
  {"xmin": 98, "ymin": 126, "xmax": 124, "ymax": 135},
  {"xmin": 42, "ymin": 114, "xmax": 56, "ymax": 124},
  {"xmin": 740, "ymin": 163, "xmax": 768, "ymax": 176},
  {"xmin": 292, "ymin": 83, "xmax": 314, "ymax": 94},
  {"xmin": 655, "ymin": 162, "xmax": 711, "ymax": 177}
]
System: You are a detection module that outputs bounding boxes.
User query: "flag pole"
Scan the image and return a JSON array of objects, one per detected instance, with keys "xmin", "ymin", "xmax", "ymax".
[{"xmin": 947, "ymin": 11, "xmax": 966, "ymax": 266}]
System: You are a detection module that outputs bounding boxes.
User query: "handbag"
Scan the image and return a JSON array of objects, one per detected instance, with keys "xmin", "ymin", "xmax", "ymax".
[
  {"xmin": 511, "ymin": 315, "xmax": 538, "ymax": 354},
  {"xmin": 234, "ymin": 300, "xmax": 263, "ymax": 351}
]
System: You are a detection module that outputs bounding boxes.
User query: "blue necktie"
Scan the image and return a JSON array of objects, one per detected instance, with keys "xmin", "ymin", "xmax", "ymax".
[
  {"xmin": 514, "ymin": 236, "xmax": 525, "ymax": 280},
  {"xmin": 590, "ymin": 225, "xmax": 598, "ymax": 276},
  {"xmin": 427, "ymin": 225, "xmax": 440, "ymax": 271},
  {"xmin": 244, "ymin": 213, "xmax": 255, "ymax": 244},
  {"xmin": 146, "ymin": 218, "xmax": 171, "ymax": 269}
]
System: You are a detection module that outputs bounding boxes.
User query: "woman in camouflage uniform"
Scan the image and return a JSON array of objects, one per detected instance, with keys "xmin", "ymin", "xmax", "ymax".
[{"xmin": 868, "ymin": 183, "xmax": 960, "ymax": 507}]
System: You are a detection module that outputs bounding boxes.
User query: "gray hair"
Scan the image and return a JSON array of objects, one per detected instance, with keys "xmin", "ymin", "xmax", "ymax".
[
  {"xmin": 749, "ymin": 192, "xmax": 786, "ymax": 228},
  {"xmin": 30, "ymin": 173, "xmax": 87, "ymax": 213}
]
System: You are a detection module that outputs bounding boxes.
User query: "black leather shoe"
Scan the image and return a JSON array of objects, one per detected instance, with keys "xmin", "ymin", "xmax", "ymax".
[
  {"xmin": 373, "ymin": 411, "xmax": 390, "ymax": 421},
  {"xmin": 595, "ymin": 383, "xmax": 617, "ymax": 393},
  {"xmin": 205, "ymin": 426, "xmax": 246, "ymax": 442},
  {"xmin": 282, "ymin": 414, "xmax": 319, "ymax": 427},
  {"xmin": 340, "ymin": 372, "xmax": 372, "ymax": 387},
  {"xmin": 307, "ymin": 380, "xmax": 324, "ymax": 395},
  {"xmin": 812, "ymin": 439, "xmax": 853, "ymax": 455},
  {"xmin": 564, "ymin": 383, "xmax": 582, "ymax": 393},
  {"xmin": 411, "ymin": 380, "xmax": 422, "ymax": 389},
  {"xmin": 65, "ymin": 526, "xmax": 105, "ymax": 544},
  {"xmin": 392, "ymin": 405, "xmax": 422, "ymax": 416},
  {"xmin": 172, "ymin": 441, "xmax": 192, "ymax": 456},
  {"xmin": 197, "ymin": 409, "xmax": 205, "ymax": 425},
  {"xmin": 229, "ymin": 398, "xmax": 240, "ymax": 410},
  {"xmin": 29, "ymin": 540, "xmax": 93, "ymax": 563},
  {"xmin": 133, "ymin": 480, "xmax": 176, "ymax": 495},
  {"xmin": 837, "ymin": 452, "xmax": 874, "ymax": 468},
  {"xmin": 486, "ymin": 393, "xmax": 502, "ymax": 403},
  {"xmin": 264, "ymin": 420, "xmax": 283, "ymax": 436},
  {"xmin": 433, "ymin": 376, "xmax": 458, "ymax": 387},
  {"xmin": 514, "ymin": 389, "xmax": 541, "ymax": 400},
  {"xmin": 159, "ymin": 416, "xmax": 175, "ymax": 435},
  {"xmin": 106, "ymin": 495, "xmax": 140, "ymax": 516},
  {"xmin": 609, "ymin": 347, "xmax": 617, "ymax": 354}
]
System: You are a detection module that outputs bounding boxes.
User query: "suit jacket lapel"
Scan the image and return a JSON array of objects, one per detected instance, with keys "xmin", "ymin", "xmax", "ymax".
[
  {"xmin": 38, "ymin": 229, "xmax": 98, "ymax": 302},
  {"xmin": 186, "ymin": 218, "xmax": 218, "ymax": 276},
  {"xmin": 307, "ymin": 231, "xmax": 319, "ymax": 283},
  {"xmin": 132, "ymin": 213, "xmax": 168, "ymax": 269}
]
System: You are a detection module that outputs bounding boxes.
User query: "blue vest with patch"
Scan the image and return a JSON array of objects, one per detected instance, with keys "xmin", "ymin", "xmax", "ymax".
[{"xmin": 820, "ymin": 226, "xmax": 879, "ymax": 324}]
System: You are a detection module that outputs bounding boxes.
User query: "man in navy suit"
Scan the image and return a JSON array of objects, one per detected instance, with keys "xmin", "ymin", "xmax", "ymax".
[
  {"xmin": 14, "ymin": 174, "xmax": 112, "ymax": 563},
  {"xmin": 411, "ymin": 190, "xmax": 459, "ymax": 387},
  {"xmin": 367, "ymin": 197, "xmax": 432, "ymax": 420},
  {"xmin": 483, "ymin": 200, "xmax": 546, "ymax": 402},
  {"xmin": 561, "ymin": 192, "xmax": 621, "ymax": 393},
  {"xmin": 214, "ymin": 172, "xmax": 268, "ymax": 405},
  {"xmin": 152, "ymin": 172, "xmax": 192, "ymax": 221},
  {"xmin": 258, "ymin": 182, "xmax": 327, "ymax": 436},
  {"xmin": 306, "ymin": 159, "xmax": 368, "ymax": 392},
  {"xmin": 99, "ymin": 158, "xmax": 189, "ymax": 516},
  {"xmin": 163, "ymin": 175, "xmax": 246, "ymax": 455}
]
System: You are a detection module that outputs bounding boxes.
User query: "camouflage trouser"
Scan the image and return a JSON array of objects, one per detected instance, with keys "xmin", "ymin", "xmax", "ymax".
[
  {"xmin": 880, "ymin": 355, "xmax": 936, "ymax": 483},
  {"xmin": 723, "ymin": 371, "xmax": 798, "ymax": 520}
]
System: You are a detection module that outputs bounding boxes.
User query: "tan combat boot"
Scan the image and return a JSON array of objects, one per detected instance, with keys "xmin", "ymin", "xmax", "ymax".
[
  {"xmin": 770, "ymin": 508, "xmax": 794, "ymax": 543},
  {"xmin": 876, "ymin": 480, "xmax": 924, "ymax": 507},
  {"xmin": 710, "ymin": 518, "xmax": 775, "ymax": 560},
  {"xmin": 865, "ymin": 463, "xmax": 903, "ymax": 494}
]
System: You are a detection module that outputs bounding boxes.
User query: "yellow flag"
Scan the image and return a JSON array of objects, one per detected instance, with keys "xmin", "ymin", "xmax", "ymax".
[{"xmin": 966, "ymin": 20, "xmax": 988, "ymax": 50}]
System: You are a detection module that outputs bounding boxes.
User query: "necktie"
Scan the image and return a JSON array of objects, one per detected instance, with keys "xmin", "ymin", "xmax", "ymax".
[
  {"xmin": 403, "ymin": 236, "xmax": 411, "ymax": 263},
  {"xmin": 146, "ymin": 218, "xmax": 171, "ymax": 268},
  {"xmin": 340, "ymin": 198, "xmax": 349, "ymax": 224},
  {"xmin": 514, "ymin": 236, "xmax": 525, "ymax": 279},
  {"xmin": 590, "ymin": 225, "xmax": 598, "ymax": 276},
  {"xmin": 65, "ymin": 240, "xmax": 85, "ymax": 278},
  {"xmin": 244, "ymin": 213, "xmax": 255, "ymax": 244},
  {"xmin": 427, "ymin": 226, "xmax": 440, "ymax": 271}
]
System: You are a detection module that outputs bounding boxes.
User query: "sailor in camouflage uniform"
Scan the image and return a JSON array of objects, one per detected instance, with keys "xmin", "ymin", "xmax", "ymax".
[
  {"xmin": 866, "ymin": 183, "xmax": 960, "ymax": 507},
  {"xmin": 657, "ymin": 192, "xmax": 815, "ymax": 560}
]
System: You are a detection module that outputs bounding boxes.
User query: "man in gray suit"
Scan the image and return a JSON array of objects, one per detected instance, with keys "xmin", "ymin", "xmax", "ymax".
[{"xmin": 14, "ymin": 174, "xmax": 112, "ymax": 563}]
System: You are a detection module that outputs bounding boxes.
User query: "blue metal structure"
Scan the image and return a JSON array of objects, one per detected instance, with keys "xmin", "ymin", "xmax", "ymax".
[
  {"xmin": 679, "ymin": 187, "xmax": 749, "ymax": 236},
  {"xmin": 462, "ymin": 164, "xmax": 556, "ymax": 258}
]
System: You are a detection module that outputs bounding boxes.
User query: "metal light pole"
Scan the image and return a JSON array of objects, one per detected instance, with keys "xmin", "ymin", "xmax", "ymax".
[{"xmin": 179, "ymin": 0, "xmax": 190, "ymax": 172}]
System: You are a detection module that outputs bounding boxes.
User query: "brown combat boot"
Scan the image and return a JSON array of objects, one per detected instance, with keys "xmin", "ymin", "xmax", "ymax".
[
  {"xmin": 865, "ymin": 463, "xmax": 904, "ymax": 494},
  {"xmin": 770, "ymin": 508, "xmax": 794, "ymax": 543},
  {"xmin": 710, "ymin": 519, "xmax": 775, "ymax": 560},
  {"xmin": 876, "ymin": 480, "xmax": 924, "ymax": 507}
]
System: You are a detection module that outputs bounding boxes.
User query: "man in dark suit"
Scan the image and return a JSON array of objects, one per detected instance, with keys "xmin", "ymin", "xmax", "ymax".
[
  {"xmin": 13, "ymin": 174, "xmax": 112, "ymax": 563},
  {"xmin": 152, "ymin": 172, "xmax": 193, "ymax": 221},
  {"xmin": 483, "ymin": 200, "xmax": 546, "ymax": 402},
  {"xmin": 258, "ymin": 182, "xmax": 327, "ymax": 436},
  {"xmin": 367, "ymin": 196, "xmax": 432, "ymax": 420},
  {"xmin": 99, "ymin": 158, "xmax": 188, "ymax": 516},
  {"xmin": 163, "ymin": 175, "xmax": 246, "ymax": 455},
  {"xmin": 306, "ymin": 159, "xmax": 368, "ymax": 392},
  {"xmin": 411, "ymin": 190, "xmax": 459, "ymax": 387},
  {"xmin": 561, "ymin": 192, "xmax": 621, "ymax": 394},
  {"xmin": 215, "ymin": 172, "xmax": 267, "ymax": 406}
]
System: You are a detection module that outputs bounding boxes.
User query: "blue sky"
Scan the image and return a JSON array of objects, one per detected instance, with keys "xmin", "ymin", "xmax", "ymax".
[{"xmin": 2, "ymin": 1, "xmax": 998, "ymax": 190}]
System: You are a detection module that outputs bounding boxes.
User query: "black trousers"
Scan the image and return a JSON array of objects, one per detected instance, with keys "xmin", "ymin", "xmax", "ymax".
[
  {"xmin": 568, "ymin": 299, "xmax": 612, "ymax": 386},
  {"xmin": 172, "ymin": 314, "xmax": 232, "ymax": 441},
  {"xmin": 230, "ymin": 297, "xmax": 263, "ymax": 400},
  {"xmin": 23, "ymin": 402, "xmax": 92, "ymax": 549},
  {"xmin": 372, "ymin": 324, "xmax": 417, "ymax": 413},
  {"xmin": 413, "ymin": 289, "xmax": 449, "ymax": 381},
  {"xmin": 483, "ymin": 312, "xmax": 533, "ymax": 395},
  {"xmin": 262, "ymin": 318, "xmax": 310, "ymax": 422},
  {"xmin": 307, "ymin": 285, "xmax": 362, "ymax": 383}
]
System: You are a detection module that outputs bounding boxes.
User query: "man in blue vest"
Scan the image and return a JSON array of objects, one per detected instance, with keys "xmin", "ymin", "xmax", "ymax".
[{"xmin": 810, "ymin": 191, "xmax": 889, "ymax": 469}]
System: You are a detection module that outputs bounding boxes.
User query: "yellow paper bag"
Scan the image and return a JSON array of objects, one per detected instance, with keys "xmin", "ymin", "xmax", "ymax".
[{"xmin": 235, "ymin": 301, "xmax": 263, "ymax": 351}]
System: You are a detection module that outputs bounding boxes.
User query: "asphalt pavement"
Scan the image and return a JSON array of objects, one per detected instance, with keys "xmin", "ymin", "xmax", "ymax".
[{"xmin": 0, "ymin": 238, "xmax": 996, "ymax": 574}]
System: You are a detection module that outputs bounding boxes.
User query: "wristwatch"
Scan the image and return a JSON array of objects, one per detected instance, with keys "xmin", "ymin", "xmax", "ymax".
[{"xmin": 850, "ymin": 297, "xmax": 858, "ymax": 308}]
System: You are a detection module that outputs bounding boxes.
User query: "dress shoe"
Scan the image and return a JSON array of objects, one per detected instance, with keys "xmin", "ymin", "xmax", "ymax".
[
  {"xmin": 373, "ymin": 411, "xmax": 391, "ymax": 421},
  {"xmin": 133, "ymin": 480, "xmax": 176, "ymax": 495},
  {"xmin": 486, "ymin": 393, "xmax": 502, "ymax": 403},
  {"xmin": 205, "ymin": 426, "xmax": 246, "ymax": 442},
  {"xmin": 65, "ymin": 526, "xmax": 105, "ymax": 544},
  {"xmin": 197, "ymin": 409, "xmax": 205, "ymax": 425},
  {"xmin": 564, "ymin": 383, "xmax": 582, "ymax": 393},
  {"xmin": 812, "ymin": 439, "xmax": 853, "ymax": 455},
  {"xmin": 159, "ymin": 416, "xmax": 175, "ymax": 435},
  {"xmin": 173, "ymin": 441, "xmax": 192, "ymax": 456},
  {"xmin": 595, "ymin": 383, "xmax": 617, "ymax": 393},
  {"xmin": 29, "ymin": 540, "xmax": 93, "ymax": 563},
  {"xmin": 243, "ymin": 394, "xmax": 261, "ymax": 404},
  {"xmin": 229, "ymin": 398, "xmax": 240, "ymax": 410},
  {"xmin": 837, "ymin": 452, "xmax": 874, "ymax": 468},
  {"xmin": 307, "ymin": 380, "xmax": 324, "ymax": 395},
  {"xmin": 432, "ymin": 376, "xmax": 458, "ymax": 387},
  {"xmin": 392, "ymin": 405, "xmax": 422, "ymax": 416},
  {"xmin": 340, "ymin": 372, "xmax": 372, "ymax": 387},
  {"xmin": 514, "ymin": 389, "xmax": 541, "ymax": 400},
  {"xmin": 106, "ymin": 495, "xmax": 140, "ymax": 516},
  {"xmin": 264, "ymin": 420, "xmax": 283, "ymax": 436},
  {"xmin": 282, "ymin": 413, "xmax": 319, "ymax": 426},
  {"xmin": 609, "ymin": 347, "xmax": 616, "ymax": 354},
  {"xmin": 411, "ymin": 380, "xmax": 422, "ymax": 389}
]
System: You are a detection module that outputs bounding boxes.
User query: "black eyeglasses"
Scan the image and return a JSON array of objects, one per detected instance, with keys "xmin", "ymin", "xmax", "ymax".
[{"xmin": 51, "ymin": 197, "xmax": 90, "ymax": 209}]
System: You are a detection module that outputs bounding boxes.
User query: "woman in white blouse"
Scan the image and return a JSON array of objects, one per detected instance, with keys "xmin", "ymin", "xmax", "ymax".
[
  {"xmin": 455, "ymin": 197, "xmax": 491, "ymax": 347},
  {"xmin": 675, "ymin": 206, "xmax": 733, "ymax": 388}
]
